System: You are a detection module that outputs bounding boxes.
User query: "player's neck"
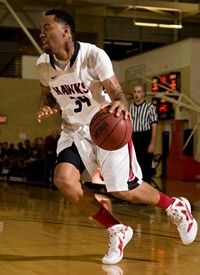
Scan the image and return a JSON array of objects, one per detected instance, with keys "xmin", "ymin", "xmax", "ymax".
[{"xmin": 54, "ymin": 41, "xmax": 75, "ymax": 61}]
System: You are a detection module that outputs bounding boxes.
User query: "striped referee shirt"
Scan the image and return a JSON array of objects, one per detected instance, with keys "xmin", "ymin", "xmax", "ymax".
[{"xmin": 129, "ymin": 101, "xmax": 158, "ymax": 132}]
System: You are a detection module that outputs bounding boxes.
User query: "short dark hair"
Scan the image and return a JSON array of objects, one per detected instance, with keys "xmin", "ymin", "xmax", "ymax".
[{"xmin": 45, "ymin": 9, "xmax": 75, "ymax": 34}]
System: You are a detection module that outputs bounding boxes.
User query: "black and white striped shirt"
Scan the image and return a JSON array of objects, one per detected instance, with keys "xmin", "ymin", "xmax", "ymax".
[{"xmin": 129, "ymin": 101, "xmax": 158, "ymax": 132}]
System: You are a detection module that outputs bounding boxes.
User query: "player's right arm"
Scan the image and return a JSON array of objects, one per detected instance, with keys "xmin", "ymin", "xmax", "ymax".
[
  {"xmin": 101, "ymin": 76, "xmax": 130, "ymax": 120},
  {"xmin": 36, "ymin": 84, "xmax": 58, "ymax": 123},
  {"xmin": 93, "ymin": 47, "xmax": 130, "ymax": 119}
]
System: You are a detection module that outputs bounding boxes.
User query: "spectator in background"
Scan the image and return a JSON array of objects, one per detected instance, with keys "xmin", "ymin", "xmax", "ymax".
[
  {"xmin": 0, "ymin": 142, "xmax": 4, "ymax": 174},
  {"xmin": 129, "ymin": 85, "xmax": 158, "ymax": 184},
  {"xmin": 25, "ymin": 137, "xmax": 45, "ymax": 182},
  {"xmin": 24, "ymin": 139, "xmax": 32, "ymax": 160},
  {"xmin": 17, "ymin": 142, "xmax": 27, "ymax": 157},
  {"xmin": 43, "ymin": 130, "xmax": 60, "ymax": 185},
  {"xmin": 1, "ymin": 142, "xmax": 8, "ymax": 158},
  {"xmin": 7, "ymin": 143, "xmax": 18, "ymax": 157},
  {"xmin": 0, "ymin": 142, "xmax": 9, "ymax": 175},
  {"xmin": 31, "ymin": 137, "xmax": 44, "ymax": 159},
  {"xmin": 4, "ymin": 143, "xmax": 19, "ymax": 176}
]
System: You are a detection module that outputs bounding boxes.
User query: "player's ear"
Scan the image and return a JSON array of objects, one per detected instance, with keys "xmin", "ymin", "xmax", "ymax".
[
  {"xmin": 62, "ymin": 25, "xmax": 67, "ymax": 36},
  {"xmin": 64, "ymin": 24, "xmax": 70, "ymax": 34}
]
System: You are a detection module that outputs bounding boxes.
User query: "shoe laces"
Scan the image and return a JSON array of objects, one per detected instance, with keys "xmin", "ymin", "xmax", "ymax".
[
  {"xmin": 106, "ymin": 227, "xmax": 125, "ymax": 254},
  {"xmin": 167, "ymin": 208, "xmax": 184, "ymax": 226}
]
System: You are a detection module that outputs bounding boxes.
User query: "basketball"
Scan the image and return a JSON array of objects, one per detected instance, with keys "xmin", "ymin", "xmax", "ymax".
[{"xmin": 89, "ymin": 106, "xmax": 132, "ymax": 150}]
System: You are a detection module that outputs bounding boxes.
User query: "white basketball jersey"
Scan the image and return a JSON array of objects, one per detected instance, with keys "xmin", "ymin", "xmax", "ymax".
[{"xmin": 36, "ymin": 42, "xmax": 113, "ymax": 127}]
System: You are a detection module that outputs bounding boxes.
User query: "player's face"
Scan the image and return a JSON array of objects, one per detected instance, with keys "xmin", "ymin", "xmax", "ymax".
[
  {"xmin": 132, "ymin": 86, "xmax": 145, "ymax": 103},
  {"xmin": 39, "ymin": 15, "xmax": 68, "ymax": 55}
]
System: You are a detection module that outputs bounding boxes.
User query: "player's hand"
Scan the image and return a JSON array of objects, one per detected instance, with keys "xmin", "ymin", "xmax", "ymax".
[
  {"xmin": 36, "ymin": 105, "xmax": 58, "ymax": 122},
  {"xmin": 101, "ymin": 101, "xmax": 130, "ymax": 120}
]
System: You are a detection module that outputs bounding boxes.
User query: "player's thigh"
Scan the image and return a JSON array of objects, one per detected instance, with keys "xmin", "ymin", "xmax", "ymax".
[{"xmin": 54, "ymin": 144, "xmax": 84, "ymax": 186}]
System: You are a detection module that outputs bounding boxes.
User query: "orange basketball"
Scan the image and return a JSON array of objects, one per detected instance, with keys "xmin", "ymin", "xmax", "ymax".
[{"xmin": 89, "ymin": 106, "xmax": 132, "ymax": 150}]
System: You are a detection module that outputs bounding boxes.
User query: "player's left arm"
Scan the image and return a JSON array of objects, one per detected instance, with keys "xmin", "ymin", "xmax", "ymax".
[
  {"xmin": 101, "ymin": 75, "xmax": 130, "ymax": 119},
  {"xmin": 36, "ymin": 84, "xmax": 58, "ymax": 123}
]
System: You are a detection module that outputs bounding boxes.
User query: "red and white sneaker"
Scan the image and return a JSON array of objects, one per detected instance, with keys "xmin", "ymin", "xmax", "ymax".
[
  {"xmin": 102, "ymin": 224, "xmax": 133, "ymax": 265},
  {"xmin": 166, "ymin": 197, "xmax": 198, "ymax": 245}
]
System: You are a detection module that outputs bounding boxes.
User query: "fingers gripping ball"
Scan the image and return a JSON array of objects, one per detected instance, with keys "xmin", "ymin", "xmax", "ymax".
[{"xmin": 89, "ymin": 107, "xmax": 132, "ymax": 150}]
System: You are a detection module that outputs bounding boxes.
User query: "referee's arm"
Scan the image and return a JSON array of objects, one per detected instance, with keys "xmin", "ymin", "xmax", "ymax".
[{"xmin": 148, "ymin": 122, "xmax": 157, "ymax": 153}]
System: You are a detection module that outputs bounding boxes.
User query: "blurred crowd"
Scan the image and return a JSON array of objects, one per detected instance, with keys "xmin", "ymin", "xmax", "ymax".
[{"xmin": 0, "ymin": 130, "xmax": 60, "ymax": 184}]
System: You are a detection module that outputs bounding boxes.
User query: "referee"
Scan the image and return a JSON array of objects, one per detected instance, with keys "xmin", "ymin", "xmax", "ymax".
[{"xmin": 129, "ymin": 85, "xmax": 158, "ymax": 184}]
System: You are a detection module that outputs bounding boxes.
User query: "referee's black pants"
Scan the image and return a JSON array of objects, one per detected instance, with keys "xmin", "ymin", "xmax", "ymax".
[{"xmin": 132, "ymin": 130, "xmax": 153, "ymax": 184}]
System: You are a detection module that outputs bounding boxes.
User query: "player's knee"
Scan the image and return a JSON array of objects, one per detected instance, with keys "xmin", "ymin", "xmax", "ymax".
[
  {"xmin": 54, "ymin": 163, "xmax": 80, "ymax": 190},
  {"xmin": 53, "ymin": 172, "xmax": 71, "ymax": 190}
]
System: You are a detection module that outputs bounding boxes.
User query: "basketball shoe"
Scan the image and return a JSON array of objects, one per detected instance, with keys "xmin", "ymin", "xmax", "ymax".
[
  {"xmin": 166, "ymin": 197, "xmax": 198, "ymax": 245},
  {"xmin": 102, "ymin": 224, "xmax": 133, "ymax": 265}
]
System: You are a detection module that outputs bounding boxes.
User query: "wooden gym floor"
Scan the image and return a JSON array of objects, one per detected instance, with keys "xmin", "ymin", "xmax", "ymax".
[{"xmin": 0, "ymin": 179, "xmax": 199, "ymax": 275}]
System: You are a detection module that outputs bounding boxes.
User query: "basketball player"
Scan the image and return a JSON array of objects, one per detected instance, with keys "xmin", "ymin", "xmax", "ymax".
[{"xmin": 36, "ymin": 9, "xmax": 198, "ymax": 265}]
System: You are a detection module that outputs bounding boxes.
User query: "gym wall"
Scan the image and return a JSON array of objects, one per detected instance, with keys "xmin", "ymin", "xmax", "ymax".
[{"xmin": 0, "ymin": 38, "xmax": 200, "ymax": 154}]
